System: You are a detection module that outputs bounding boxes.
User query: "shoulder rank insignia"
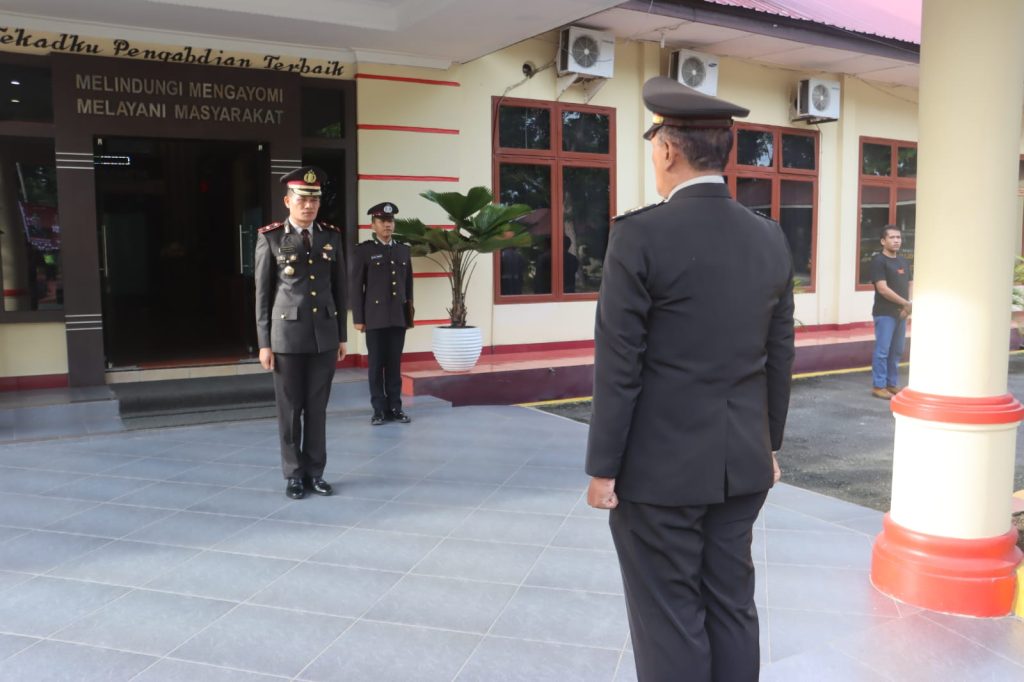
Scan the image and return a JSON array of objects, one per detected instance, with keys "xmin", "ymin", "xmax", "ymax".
[
  {"xmin": 258, "ymin": 222, "xmax": 284, "ymax": 234},
  {"xmin": 318, "ymin": 222, "xmax": 342, "ymax": 233},
  {"xmin": 612, "ymin": 201, "xmax": 664, "ymax": 223}
]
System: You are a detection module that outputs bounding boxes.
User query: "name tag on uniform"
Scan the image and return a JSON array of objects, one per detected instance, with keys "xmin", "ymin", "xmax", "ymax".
[
  {"xmin": 280, "ymin": 244, "xmax": 296, "ymax": 255},
  {"xmin": 371, "ymin": 254, "xmax": 383, "ymax": 260}
]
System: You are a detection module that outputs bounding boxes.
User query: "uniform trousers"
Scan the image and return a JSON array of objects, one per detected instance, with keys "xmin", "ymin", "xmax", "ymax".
[
  {"xmin": 366, "ymin": 326, "xmax": 406, "ymax": 413},
  {"xmin": 272, "ymin": 350, "xmax": 337, "ymax": 479},
  {"xmin": 609, "ymin": 490, "xmax": 768, "ymax": 682}
]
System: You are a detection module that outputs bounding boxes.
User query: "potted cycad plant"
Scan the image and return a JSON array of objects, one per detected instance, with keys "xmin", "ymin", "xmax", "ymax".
[{"xmin": 395, "ymin": 186, "xmax": 532, "ymax": 371}]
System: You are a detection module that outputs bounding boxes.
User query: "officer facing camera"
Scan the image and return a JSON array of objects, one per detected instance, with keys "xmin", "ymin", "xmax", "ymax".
[
  {"xmin": 351, "ymin": 202, "xmax": 414, "ymax": 426},
  {"xmin": 254, "ymin": 166, "xmax": 347, "ymax": 500}
]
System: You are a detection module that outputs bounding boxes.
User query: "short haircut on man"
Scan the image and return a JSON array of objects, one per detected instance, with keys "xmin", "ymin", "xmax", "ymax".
[
  {"xmin": 657, "ymin": 125, "xmax": 734, "ymax": 172},
  {"xmin": 880, "ymin": 224, "xmax": 901, "ymax": 239}
]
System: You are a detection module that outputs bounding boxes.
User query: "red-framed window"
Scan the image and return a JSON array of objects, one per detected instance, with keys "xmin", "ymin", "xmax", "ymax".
[
  {"xmin": 491, "ymin": 97, "xmax": 616, "ymax": 303},
  {"xmin": 725, "ymin": 123, "xmax": 819, "ymax": 292},
  {"xmin": 856, "ymin": 136, "xmax": 917, "ymax": 290},
  {"xmin": 0, "ymin": 55, "xmax": 63, "ymax": 322}
]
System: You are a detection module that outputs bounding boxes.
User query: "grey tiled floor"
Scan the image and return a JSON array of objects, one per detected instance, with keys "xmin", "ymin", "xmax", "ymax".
[{"xmin": 0, "ymin": 404, "xmax": 1022, "ymax": 681}]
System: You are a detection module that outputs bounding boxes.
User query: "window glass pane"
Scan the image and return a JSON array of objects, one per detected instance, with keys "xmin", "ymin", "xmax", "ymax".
[
  {"xmin": 862, "ymin": 142, "xmax": 892, "ymax": 176},
  {"xmin": 897, "ymin": 147, "xmax": 917, "ymax": 178},
  {"xmin": 896, "ymin": 187, "xmax": 916, "ymax": 276},
  {"xmin": 736, "ymin": 130, "xmax": 774, "ymax": 167},
  {"xmin": 562, "ymin": 110, "xmax": 609, "ymax": 154},
  {"xmin": 498, "ymin": 106, "xmax": 550, "ymax": 150},
  {"xmin": 736, "ymin": 177, "xmax": 772, "ymax": 219},
  {"xmin": 780, "ymin": 181, "xmax": 814, "ymax": 288},
  {"xmin": 1, "ymin": 138, "xmax": 62, "ymax": 311},
  {"xmin": 301, "ymin": 87, "xmax": 344, "ymax": 138},
  {"xmin": 499, "ymin": 163, "xmax": 551, "ymax": 295},
  {"xmin": 781, "ymin": 134, "xmax": 815, "ymax": 170},
  {"xmin": 858, "ymin": 185, "xmax": 891, "ymax": 284},
  {"xmin": 0, "ymin": 64, "xmax": 52, "ymax": 123},
  {"xmin": 562, "ymin": 166, "xmax": 609, "ymax": 294}
]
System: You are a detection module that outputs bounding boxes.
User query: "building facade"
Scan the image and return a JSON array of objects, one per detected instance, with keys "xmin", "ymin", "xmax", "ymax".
[{"xmin": 0, "ymin": 3, "xmax": 1020, "ymax": 388}]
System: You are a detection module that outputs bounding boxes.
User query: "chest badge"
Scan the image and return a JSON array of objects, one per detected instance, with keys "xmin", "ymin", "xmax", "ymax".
[
  {"xmin": 322, "ymin": 243, "xmax": 333, "ymax": 251},
  {"xmin": 283, "ymin": 265, "xmax": 296, "ymax": 276}
]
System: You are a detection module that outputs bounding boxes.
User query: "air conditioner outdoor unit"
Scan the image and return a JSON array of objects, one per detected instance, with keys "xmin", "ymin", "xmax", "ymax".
[
  {"xmin": 794, "ymin": 78, "xmax": 841, "ymax": 122},
  {"xmin": 558, "ymin": 26, "xmax": 615, "ymax": 79},
  {"xmin": 669, "ymin": 49, "xmax": 719, "ymax": 96}
]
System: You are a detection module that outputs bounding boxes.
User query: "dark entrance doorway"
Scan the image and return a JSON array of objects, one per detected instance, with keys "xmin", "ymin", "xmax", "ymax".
[{"xmin": 94, "ymin": 137, "xmax": 268, "ymax": 367}]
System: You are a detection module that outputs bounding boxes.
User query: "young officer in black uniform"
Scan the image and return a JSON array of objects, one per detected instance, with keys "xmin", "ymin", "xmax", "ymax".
[
  {"xmin": 585, "ymin": 78, "xmax": 795, "ymax": 681},
  {"xmin": 351, "ymin": 202, "xmax": 414, "ymax": 425},
  {"xmin": 254, "ymin": 167, "xmax": 347, "ymax": 500}
]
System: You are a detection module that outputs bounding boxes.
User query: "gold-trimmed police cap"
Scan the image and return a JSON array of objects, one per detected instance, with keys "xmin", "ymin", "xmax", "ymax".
[
  {"xmin": 280, "ymin": 166, "xmax": 327, "ymax": 196},
  {"xmin": 642, "ymin": 76, "xmax": 749, "ymax": 141},
  {"xmin": 367, "ymin": 202, "xmax": 399, "ymax": 219}
]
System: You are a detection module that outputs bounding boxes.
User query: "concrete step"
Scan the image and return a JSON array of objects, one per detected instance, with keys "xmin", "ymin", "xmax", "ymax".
[{"xmin": 1, "ymin": 371, "xmax": 451, "ymax": 442}]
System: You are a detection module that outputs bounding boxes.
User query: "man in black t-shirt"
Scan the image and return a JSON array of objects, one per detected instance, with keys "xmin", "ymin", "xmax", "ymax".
[{"xmin": 869, "ymin": 224, "xmax": 912, "ymax": 399}]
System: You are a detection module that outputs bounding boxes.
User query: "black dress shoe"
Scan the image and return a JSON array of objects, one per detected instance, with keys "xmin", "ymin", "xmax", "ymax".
[
  {"xmin": 371, "ymin": 411, "xmax": 385, "ymax": 426},
  {"xmin": 308, "ymin": 477, "xmax": 333, "ymax": 496},
  {"xmin": 285, "ymin": 477, "xmax": 305, "ymax": 500},
  {"xmin": 391, "ymin": 410, "xmax": 411, "ymax": 423}
]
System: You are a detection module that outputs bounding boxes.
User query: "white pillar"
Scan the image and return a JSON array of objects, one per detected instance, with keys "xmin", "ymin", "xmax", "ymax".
[{"xmin": 871, "ymin": 0, "xmax": 1024, "ymax": 617}]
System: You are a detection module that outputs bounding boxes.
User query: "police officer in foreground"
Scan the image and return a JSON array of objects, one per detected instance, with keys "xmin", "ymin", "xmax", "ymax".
[
  {"xmin": 254, "ymin": 167, "xmax": 347, "ymax": 500},
  {"xmin": 351, "ymin": 202, "xmax": 414, "ymax": 426},
  {"xmin": 585, "ymin": 77, "xmax": 795, "ymax": 681}
]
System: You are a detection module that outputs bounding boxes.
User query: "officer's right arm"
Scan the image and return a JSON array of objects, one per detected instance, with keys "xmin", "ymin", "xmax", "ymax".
[
  {"xmin": 254, "ymin": 233, "xmax": 274, "ymax": 350},
  {"xmin": 585, "ymin": 223, "xmax": 651, "ymax": 479},
  {"xmin": 350, "ymin": 247, "xmax": 367, "ymax": 329}
]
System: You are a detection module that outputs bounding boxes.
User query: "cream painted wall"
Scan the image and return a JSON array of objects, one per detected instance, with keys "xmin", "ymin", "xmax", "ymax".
[
  {"xmin": 355, "ymin": 36, "xmax": 928, "ymax": 351},
  {"xmin": 836, "ymin": 77, "xmax": 919, "ymax": 324},
  {"xmin": 355, "ymin": 64, "xmax": 465, "ymax": 356},
  {"xmin": 0, "ymin": 324, "xmax": 67, "ymax": 377}
]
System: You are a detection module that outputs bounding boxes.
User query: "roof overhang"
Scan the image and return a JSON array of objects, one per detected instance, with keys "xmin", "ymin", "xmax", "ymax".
[
  {"xmin": 0, "ymin": 0, "xmax": 624, "ymax": 69},
  {"xmin": 589, "ymin": 0, "xmax": 920, "ymax": 87}
]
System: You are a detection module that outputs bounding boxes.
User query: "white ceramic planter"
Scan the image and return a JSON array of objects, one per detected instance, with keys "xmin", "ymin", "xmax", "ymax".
[{"xmin": 432, "ymin": 326, "xmax": 483, "ymax": 372}]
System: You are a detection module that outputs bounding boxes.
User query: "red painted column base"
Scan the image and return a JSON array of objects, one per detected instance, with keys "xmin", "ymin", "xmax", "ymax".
[{"xmin": 871, "ymin": 514, "xmax": 1023, "ymax": 616}]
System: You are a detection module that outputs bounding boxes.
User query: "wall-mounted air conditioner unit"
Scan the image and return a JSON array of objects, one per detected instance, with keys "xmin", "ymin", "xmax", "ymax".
[
  {"xmin": 669, "ymin": 49, "xmax": 719, "ymax": 96},
  {"xmin": 558, "ymin": 26, "xmax": 615, "ymax": 79},
  {"xmin": 794, "ymin": 78, "xmax": 841, "ymax": 122}
]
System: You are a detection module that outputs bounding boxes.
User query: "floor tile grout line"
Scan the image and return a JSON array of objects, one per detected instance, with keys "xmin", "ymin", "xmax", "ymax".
[
  {"xmin": 822, "ymin": 643, "xmax": 898, "ymax": 680},
  {"xmin": 919, "ymin": 612, "xmax": 1024, "ymax": 669},
  {"xmin": 757, "ymin": 505, "xmax": 772, "ymax": 665},
  {"xmin": 448, "ymin": 484, "xmax": 600, "ymax": 681},
  {"xmin": 127, "ymin": 655, "xmax": 294, "ymax": 681},
  {"xmin": 120, "ymin": 480, "xmax": 345, "ymax": 681},
  {"xmin": 292, "ymin": 440, "xmax": 550, "ymax": 682}
]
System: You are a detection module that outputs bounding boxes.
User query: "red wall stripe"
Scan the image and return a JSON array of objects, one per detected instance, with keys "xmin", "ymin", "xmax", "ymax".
[
  {"xmin": 415, "ymin": 318, "xmax": 451, "ymax": 326},
  {"xmin": 413, "ymin": 272, "xmax": 449, "ymax": 279},
  {"xmin": 0, "ymin": 373, "xmax": 69, "ymax": 392},
  {"xmin": 358, "ymin": 174, "xmax": 459, "ymax": 182},
  {"xmin": 2, "ymin": 289, "xmax": 27, "ymax": 296},
  {"xmin": 356, "ymin": 73, "xmax": 460, "ymax": 87},
  {"xmin": 358, "ymin": 124, "xmax": 459, "ymax": 135},
  {"xmin": 358, "ymin": 224, "xmax": 455, "ymax": 230}
]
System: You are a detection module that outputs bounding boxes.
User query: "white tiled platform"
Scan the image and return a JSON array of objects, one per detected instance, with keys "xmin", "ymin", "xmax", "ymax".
[{"xmin": 0, "ymin": 404, "xmax": 1021, "ymax": 681}]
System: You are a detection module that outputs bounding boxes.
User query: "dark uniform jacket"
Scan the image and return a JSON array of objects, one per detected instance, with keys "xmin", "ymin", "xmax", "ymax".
[
  {"xmin": 585, "ymin": 182, "xmax": 795, "ymax": 506},
  {"xmin": 351, "ymin": 237, "xmax": 413, "ymax": 330},
  {"xmin": 254, "ymin": 220, "xmax": 347, "ymax": 353}
]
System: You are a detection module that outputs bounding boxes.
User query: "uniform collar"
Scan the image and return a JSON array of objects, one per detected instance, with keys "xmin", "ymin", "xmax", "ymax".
[
  {"xmin": 667, "ymin": 175, "xmax": 725, "ymax": 201},
  {"xmin": 285, "ymin": 219, "xmax": 319, "ymax": 234},
  {"xmin": 372, "ymin": 235, "xmax": 393, "ymax": 246}
]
